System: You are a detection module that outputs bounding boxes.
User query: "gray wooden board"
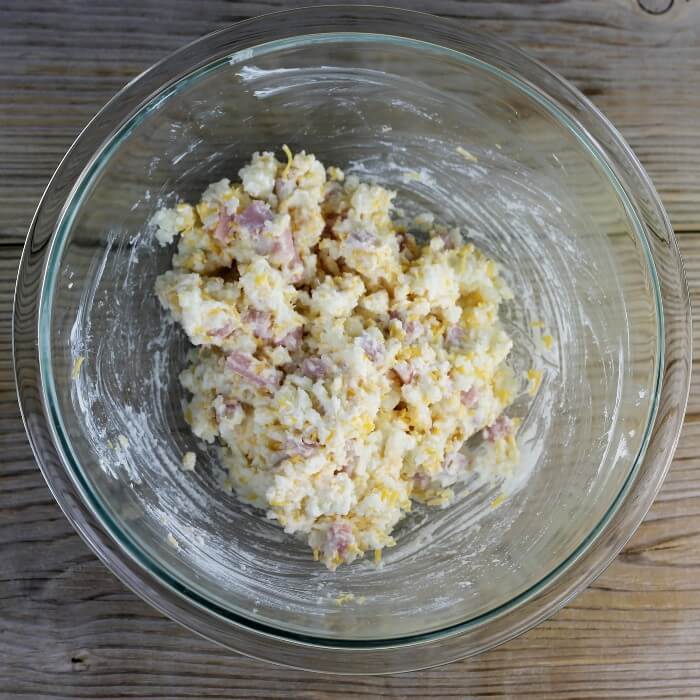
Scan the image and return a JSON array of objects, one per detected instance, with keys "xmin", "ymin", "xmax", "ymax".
[{"xmin": 2, "ymin": 1, "xmax": 700, "ymax": 697}]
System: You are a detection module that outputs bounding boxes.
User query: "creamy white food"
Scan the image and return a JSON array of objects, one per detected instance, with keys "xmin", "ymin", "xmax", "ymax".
[{"xmin": 154, "ymin": 148, "xmax": 521, "ymax": 570}]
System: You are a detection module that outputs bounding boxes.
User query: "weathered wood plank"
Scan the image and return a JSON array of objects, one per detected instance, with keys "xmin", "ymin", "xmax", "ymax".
[{"xmin": 2, "ymin": 0, "xmax": 699, "ymax": 697}]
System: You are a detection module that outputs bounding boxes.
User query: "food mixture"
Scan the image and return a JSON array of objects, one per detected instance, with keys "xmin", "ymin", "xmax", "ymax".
[{"xmin": 154, "ymin": 147, "xmax": 521, "ymax": 570}]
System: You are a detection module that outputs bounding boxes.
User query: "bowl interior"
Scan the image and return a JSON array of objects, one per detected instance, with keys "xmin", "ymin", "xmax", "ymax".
[{"xmin": 43, "ymin": 35, "xmax": 660, "ymax": 641}]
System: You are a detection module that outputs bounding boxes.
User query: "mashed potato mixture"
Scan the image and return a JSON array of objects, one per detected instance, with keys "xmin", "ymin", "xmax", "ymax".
[{"xmin": 154, "ymin": 148, "xmax": 521, "ymax": 570}]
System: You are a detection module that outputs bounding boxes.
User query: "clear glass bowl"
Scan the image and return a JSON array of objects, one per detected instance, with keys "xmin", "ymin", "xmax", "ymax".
[{"xmin": 14, "ymin": 6, "xmax": 691, "ymax": 673}]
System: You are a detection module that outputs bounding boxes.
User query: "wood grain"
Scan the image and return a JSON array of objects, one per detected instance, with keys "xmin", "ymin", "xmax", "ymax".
[{"xmin": 1, "ymin": 0, "xmax": 699, "ymax": 697}]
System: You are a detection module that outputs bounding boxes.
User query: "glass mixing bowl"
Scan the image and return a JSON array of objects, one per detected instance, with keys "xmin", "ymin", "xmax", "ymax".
[{"xmin": 14, "ymin": 6, "xmax": 691, "ymax": 673}]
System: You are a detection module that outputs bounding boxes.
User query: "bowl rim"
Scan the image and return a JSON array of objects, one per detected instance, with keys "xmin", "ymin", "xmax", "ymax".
[
  {"xmin": 13, "ymin": 4, "xmax": 691, "ymax": 673},
  {"xmin": 37, "ymin": 31, "xmax": 665, "ymax": 641}
]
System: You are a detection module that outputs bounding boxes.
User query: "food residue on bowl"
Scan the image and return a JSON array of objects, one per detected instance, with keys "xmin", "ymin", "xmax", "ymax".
[
  {"xmin": 153, "ymin": 147, "xmax": 525, "ymax": 570},
  {"xmin": 71, "ymin": 354, "xmax": 85, "ymax": 380},
  {"xmin": 181, "ymin": 451, "xmax": 197, "ymax": 472}
]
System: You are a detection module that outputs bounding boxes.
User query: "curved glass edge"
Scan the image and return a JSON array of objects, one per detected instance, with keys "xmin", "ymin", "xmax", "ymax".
[{"xmin": 13, "ymin": 5, "xmax": 692, "ymax": 671}]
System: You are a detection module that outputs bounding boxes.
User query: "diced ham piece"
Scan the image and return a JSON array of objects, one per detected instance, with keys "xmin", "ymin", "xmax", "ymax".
[
  {"xmin": 300, "ymin": 356, "xmax": 329, "ymax": 380},
  {"xmin": 236, "ymin": 200, "xmax": 273, "ymax": 233},
  {"xmin": 405, "ymin": 320, "xmax": 423, "ymax": 343},
  {"xmin": 483, "ymin": 414, "xmax": 512, "ymax": 443},
  {"xmin": 270, "ymin": 225, "xmax": 297, "ymax": 267},
  {"xmin": 225, "ymin": 350, "xmax": 254, "ymax": 378},
  {"xmin": 278, "ymin": 326, "xmax": 303, "ymax": 351},
  {"xmin": 236, "ymin": 202, "xmax": 279, "ymax": 259},
  {"xmin": 243, "ymin": 309, "xmax": 273, "ymax": 341},
  {"xmin": 210, "ymin": 320, "xmax": 234, "ymax": 338},
  {"xmin": 324, "ymin": 521, "xmax": 354, "ymax": 558},
  {"xmin": 359, "ymin": 333, "xmax": 384, "ymax": 362},
  {"xmin": 460, "ymin": 387, "xmax": 479, "ymax": 408},
  {"xmin": 229, "ymin": 198, "xmax": 296, "ymax": 271},
  {"xmin": 388, "ymin": 312, "xmax": 422, "ymax": 342},
  {"xmin": 393, "ymin": 360, "xmax": 414, "ymax": 385},
  {"xmin": 225, "ymin": 351, "xmax": 282, "ymax": 391},
  {"xmin": 234, "ymin": 199, "xmax": 302, "ymax": 277},
  {"xmin": 213, "ymin": 211, "xmax": 234, "ymax": 242}
]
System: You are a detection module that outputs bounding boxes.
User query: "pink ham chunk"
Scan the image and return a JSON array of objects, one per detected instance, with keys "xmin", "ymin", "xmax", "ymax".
[
  {"xmin": 300, "ymin": 356, "xmax": 329, "ymax": 380},
  {"xmin": 236, "ymin": 200, "xmax": 273, "ymax": 234},
  {"xmin": 388, "ymin": 311, "xmax": 422, "ymax": 342},
  {"xmin": 278, "ymin": 326, "xmax": 303, "ymax": 351},
  {"xmin": 404, "ymin": 319, "xmax": 423, "ymax": 343},
  {"xmin": 225, "ymin": 351, "xmax": 282, "ymax": 391},
  {"xmin": 237, "ymin": 201, "xmax": 301, "ymax": 276},
  {"xmin": 213, "ymin": 211, "xmax": 234, "ymax": 242},
  {"xmin": 359, "ymin": 333, "xmax": 384, "ymax": 362},
  {"xmin": 324, "ymin": 521, "xmax": 355, "ymax": 558},
  {"xmin": 243, "ymin": 309, "xmax": 273, "ymax": 341},
  {"xmin": 271, "ymin": 226, "xmax": 304, "ymax": 284},
  {"xmin": 210, "ymin": 320, "xmax": 235, "ymax": 338},
  {"xmin": 460, "ymin": 387, "xmax": 479, "ymax": 408},
  {"xmin": 483, "ymin": 414, "xmax": 512, "ymax": 442},
  {"xmin": 226, "ymin": 351, "xmax": 254, "ymax": 375}
]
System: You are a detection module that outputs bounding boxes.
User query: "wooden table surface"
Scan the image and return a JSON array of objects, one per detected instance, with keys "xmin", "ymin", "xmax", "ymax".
[{"xmin": 2, "ymin": 1, "xmax": 699, "ymax": 697}]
